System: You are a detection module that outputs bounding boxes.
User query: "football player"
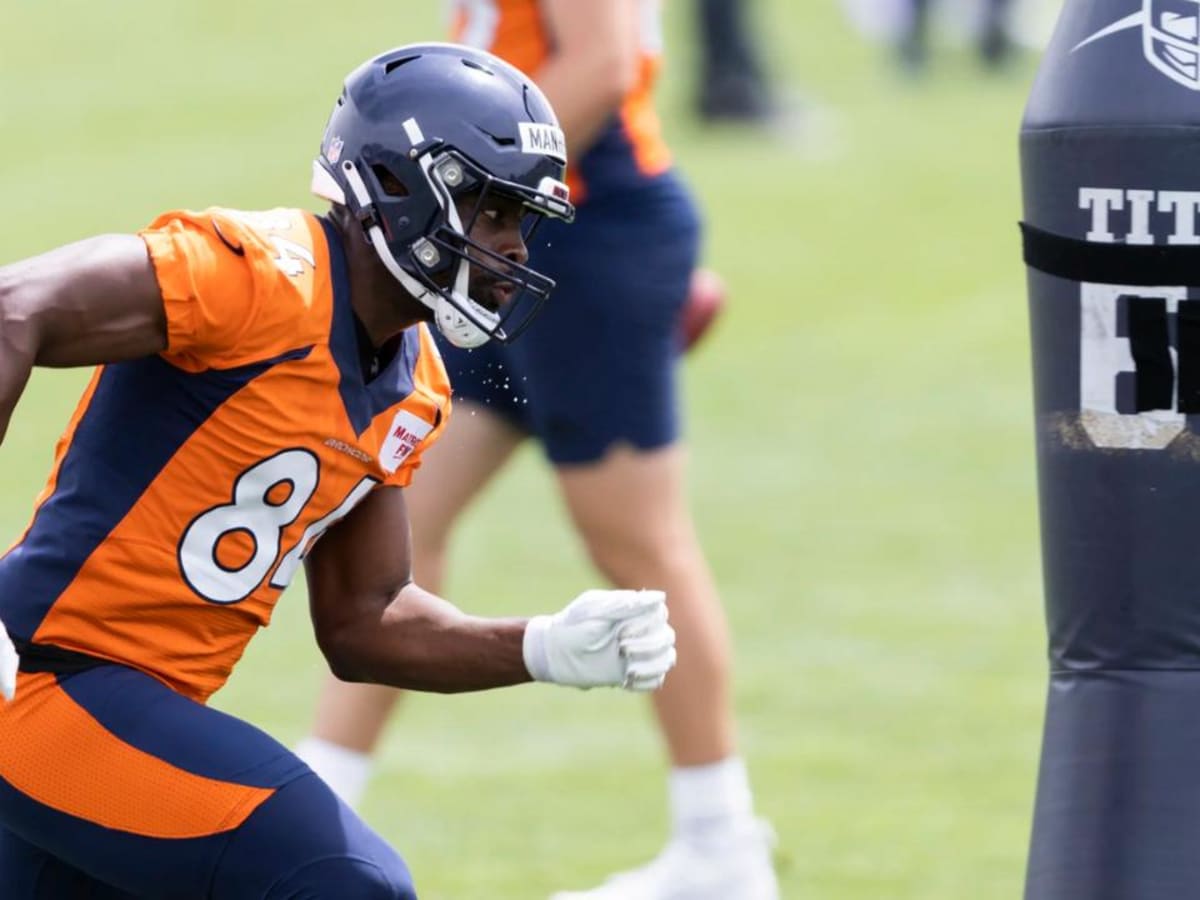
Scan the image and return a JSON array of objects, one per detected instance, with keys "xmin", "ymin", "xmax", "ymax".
[
  {"xmin": 0, "ymin": 43, "xmax": 675, "ymax": 899},
  {"xmin": 297, "ymin": 4, "xmax": 779, "ymax": 899}
]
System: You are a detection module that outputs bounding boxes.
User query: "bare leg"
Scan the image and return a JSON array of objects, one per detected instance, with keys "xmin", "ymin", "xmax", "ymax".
[
  {"xmin": 979, "ymin": 0, "xmax": 1014, "ymax": 67},
  {"xmin": 899, "ymin": 0, "xmax": 931, "ymax": 72},
  {"xmin": 556, "ymin": 443, "xmax": 734, "ymax": 767},
  {"xmin": 550, "ymin": 443, "xmax": 777, "ymax": 900},
  {"xmin": 694, "ymin": 0, "xmax": 774, "ymax": 123}
]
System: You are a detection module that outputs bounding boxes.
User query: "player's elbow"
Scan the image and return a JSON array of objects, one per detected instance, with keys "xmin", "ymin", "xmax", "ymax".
[
  {"xmin": 322, "ymin": 649, "xmax": 363, "ymax": 684},
  {"xmin": 0, "ymin": 267, "xmax": 42, "ymax": 361},
  {"xmin": 318, "ymin": 630, "xmax": 430, "ymax": 690},
  {"xmin": 315, "ymin": 625, "xmax": 376, "ymax": 684}
]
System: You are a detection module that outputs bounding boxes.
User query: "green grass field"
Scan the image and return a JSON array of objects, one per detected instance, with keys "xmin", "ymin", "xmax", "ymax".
[{"xmin": 0, "ymin": 2, "xmax": 1051, "ymax": 897}]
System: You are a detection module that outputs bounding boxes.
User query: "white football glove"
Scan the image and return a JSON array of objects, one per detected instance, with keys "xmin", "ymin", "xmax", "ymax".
[
  {"xmin": 523, "ymin": 589, "xmax": 677, "ymax": 692},
  {"xmin": 0, "ymin": 618, "xmax": 18, "ymax": 701}
]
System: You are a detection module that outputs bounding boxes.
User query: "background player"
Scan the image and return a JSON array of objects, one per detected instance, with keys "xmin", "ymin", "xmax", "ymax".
[
  {"xmin": 0, "ymin": 43, "xmax": 675, "ymax": 899},
  {"xmin": 899, "ymin": 0, "xmax": 1016, "ymax": 71},
  {"xmin": 297, "ymin": 4, "xmax": 779, "ymax": 898},
  {"xmin": 694, "ymin": 0, "xmax": 777, "ymax": 123}
]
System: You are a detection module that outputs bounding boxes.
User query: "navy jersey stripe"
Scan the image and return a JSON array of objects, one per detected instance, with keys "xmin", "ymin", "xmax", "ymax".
[
  {"xmin": 320, "ymin": 216, "xmax": 421, "ymax": 435},
  {"xmin": 57, "ymin": 666, "xmax": 305, "ymax": 787},
  {"xmin": 0, "ymin": 350, "xmax": 310, "ymax": 640}
]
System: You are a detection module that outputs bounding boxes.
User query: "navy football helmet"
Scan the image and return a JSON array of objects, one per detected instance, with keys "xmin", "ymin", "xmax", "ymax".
[{"xmin": 312, "ymin": 43, "xmax": 575, "ymax": 347}]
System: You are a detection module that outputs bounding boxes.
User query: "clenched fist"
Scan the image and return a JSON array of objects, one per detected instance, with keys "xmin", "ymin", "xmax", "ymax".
[{"xmin": 522, "ymin": 589, "xmax": 677, "ymax": 692}]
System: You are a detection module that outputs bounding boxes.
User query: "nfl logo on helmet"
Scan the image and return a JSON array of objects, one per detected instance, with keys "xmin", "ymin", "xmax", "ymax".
[{"xmin": 325, "ymin": 136, "xmax": 344, "ymax": 164}]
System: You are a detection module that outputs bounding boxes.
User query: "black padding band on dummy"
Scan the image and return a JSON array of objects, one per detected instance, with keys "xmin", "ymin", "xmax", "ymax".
[{"xmin": 1021, "ymin": 221, "xmax": 1200, "ymax": 286}]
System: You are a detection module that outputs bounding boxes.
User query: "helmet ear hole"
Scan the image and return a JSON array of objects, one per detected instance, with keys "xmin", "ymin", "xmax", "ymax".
[{"xmin": 370, "ymin": 165, "xmax": 409, "ymax": 198}]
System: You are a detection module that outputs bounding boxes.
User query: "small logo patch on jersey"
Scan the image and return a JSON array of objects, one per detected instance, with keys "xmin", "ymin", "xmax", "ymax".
[
  {"xmin": 379, "ymin": 410, "xmax": 435, "ymax": 474},
  {"xmin": 519, "ymin": 123, "xmax": 567, "ymax": 162}
]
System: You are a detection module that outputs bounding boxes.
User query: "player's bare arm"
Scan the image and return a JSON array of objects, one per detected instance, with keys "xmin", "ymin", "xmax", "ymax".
[
  {"xmin": 0, "ymin": 235, "xmax": 165, "ymax": 442},
  {"xmin": 305, "ymin": 484, "xmax": 531, "ymax": 693},
  {"xmin": 306, "ymin": 484, "xmax": 677, "ymax": 694},
  {"xmin": 536, "ymin": 0, "xmax": 641, "ymax": 153}
]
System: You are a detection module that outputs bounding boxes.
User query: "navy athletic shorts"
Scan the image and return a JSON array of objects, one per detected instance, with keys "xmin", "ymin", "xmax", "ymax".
[{"xmin": 0, "ymin": 664, "xmax": 415, "ymax": 899}]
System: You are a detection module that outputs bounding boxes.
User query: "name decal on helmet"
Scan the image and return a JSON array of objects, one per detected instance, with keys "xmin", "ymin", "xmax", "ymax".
[{"xmin": 519, "ymin": 123, "xmax": 567, "ymax": 161}]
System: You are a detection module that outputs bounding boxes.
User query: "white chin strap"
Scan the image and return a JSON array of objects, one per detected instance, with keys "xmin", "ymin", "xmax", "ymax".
[
  {"xmin": 324, "ymin": 160, "xmax": 501, "ymax": 350},
  {"xmin": 433, "ymin": 296, "xmax": 493, "ymax": 349}
]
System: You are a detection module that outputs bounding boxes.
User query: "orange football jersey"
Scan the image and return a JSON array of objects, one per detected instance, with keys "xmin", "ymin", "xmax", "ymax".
[
  {"xmin": 449, "ymin": 0, "xmax": 673, "ymax": 200},
  {"xmin": 0, "ymin": 207, "xmax": 450, "ymax": 703}
]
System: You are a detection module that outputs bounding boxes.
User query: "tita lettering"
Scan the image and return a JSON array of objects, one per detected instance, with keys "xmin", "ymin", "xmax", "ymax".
[{"xmin": 1080, "ymin": 187, "xmax": 1200, "ymax": 245}]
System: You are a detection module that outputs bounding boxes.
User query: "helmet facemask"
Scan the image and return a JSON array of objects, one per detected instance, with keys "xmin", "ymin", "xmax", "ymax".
[
  {"xmin": 316, "ymin": 123, "xmax": 573, "ymax": 349},
  {"xmin": 407, "ymin": 149, "xmax": 572, "ymax": 347},
  {"xmin": 312, "ymin": 45, "xmax": 576, "ymax": 347}
]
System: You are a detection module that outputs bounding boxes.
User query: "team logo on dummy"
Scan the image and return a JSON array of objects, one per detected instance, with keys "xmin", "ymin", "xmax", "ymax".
[
  {"xmin": 1075, "ymin": 0, "xmax": 1200, "ymax": 91},
  {"xmin": 518, "ymin": 123, "xmax": 567, "ymax": 162},
  {"xmin": 379, "ymin": 410, "xmax": 434, "ymax": 474}
]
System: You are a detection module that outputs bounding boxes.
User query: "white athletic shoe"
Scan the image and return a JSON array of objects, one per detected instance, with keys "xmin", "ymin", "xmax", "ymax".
[{"xmin": 549, "ymin": 819, "xmax": 779, "ymax": 900}]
